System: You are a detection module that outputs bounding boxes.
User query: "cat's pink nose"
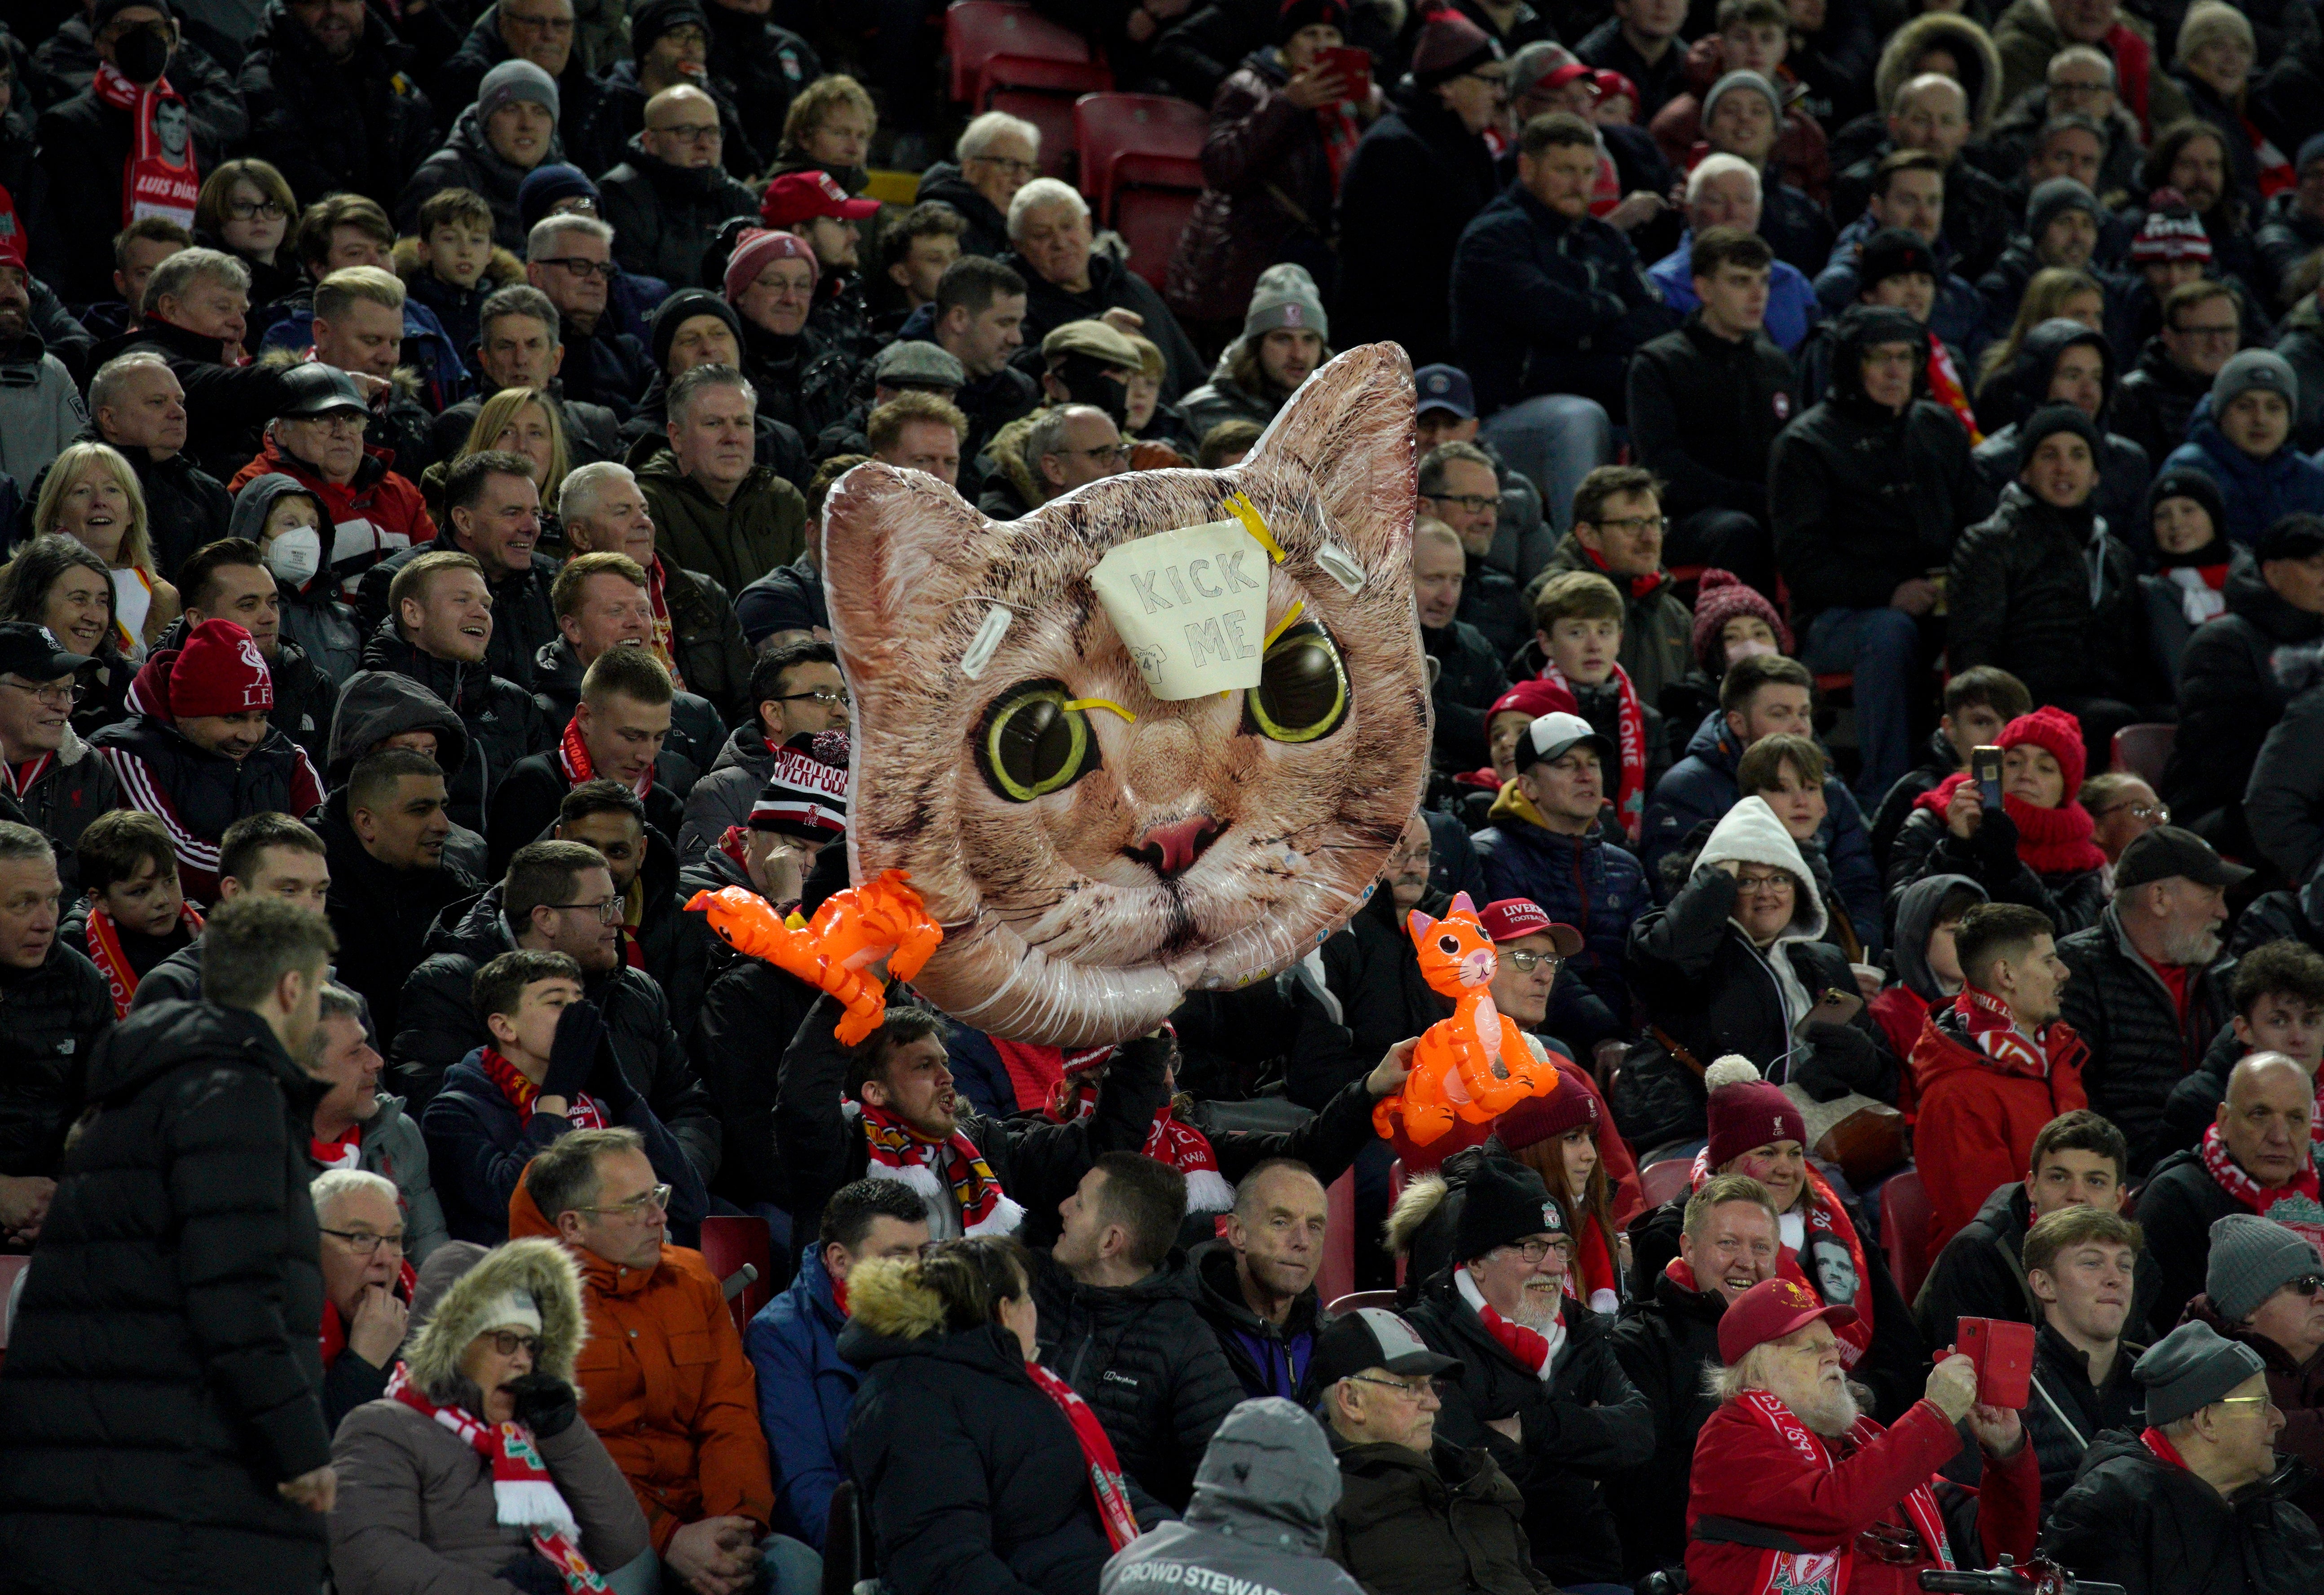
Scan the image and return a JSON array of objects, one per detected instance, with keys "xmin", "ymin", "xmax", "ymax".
[{"xmin": 1131, "ymin": 815, "xmax": 1223, "ymax": 878}]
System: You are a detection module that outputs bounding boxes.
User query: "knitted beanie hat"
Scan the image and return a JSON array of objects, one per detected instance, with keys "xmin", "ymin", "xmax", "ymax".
[
  {"xmin": 477, "ymin": 59, "xmax": 558, "ymax": 123},
  {"xmin": 1493, "ymin": 1068, "xmax": 1600, "ymax": 1149},
  {"xmin": 2024, "ymin": 176, "xmax": 2100, "ymax": 238},
  {"xmin": 2205, "ymin": 1214, "xmax": 2324, "ymax": 1323},
  {"xmin": 2016, "ymin": 401, "xmax": 2103, "ymax": 463},
  {"xmin": 1453, "ymin": 1154, "xmax": 1565, "ymax": 1260},
  {"xmin": 1690, "ymin": 569, "xmax": 1793, "ymax": 675},
  {"xmin": 722, "ymin": 228, "xmax": 817, "ymax": 304},
  {"xmin": 167, "ymin": 619, "xmax": 273, "ymax": 718},
  {"xmin": 649, "ymin": 288, "xmax": 742, "ymax": 371},
  {"xmin": 1704, "ymin": 1056, "xmax": 1807, "ymax": 1170},
  {"xmin": 1409, "ymin": 5, "xmax": 1501, "ymax": 87},
  {"xmin": 1998, "ymin": 703, "xmax": 2088, "ymax": 798},
  {"xmin": 749, "ymin": 729, "xmax": 849, "ymax": 842}
]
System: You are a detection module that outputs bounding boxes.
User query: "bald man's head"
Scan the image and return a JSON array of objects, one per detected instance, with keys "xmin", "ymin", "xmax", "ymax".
[
  {"xmin": 642, "ymin": 84, "xmax": 722, "ymax": 170},
  {"xmin": 2221, "ymin": 1051, "xmax": 2316, "ymax": 1188}
]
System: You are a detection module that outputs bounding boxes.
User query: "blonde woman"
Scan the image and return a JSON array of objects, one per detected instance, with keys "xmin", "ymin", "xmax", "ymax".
[
  {"xmin": 420, "ymin": 387, "xmax": 571, "ymax": 551},
  {"xmin": 32, "ymin": 443, "xmax": 180, "ymax": 657}
]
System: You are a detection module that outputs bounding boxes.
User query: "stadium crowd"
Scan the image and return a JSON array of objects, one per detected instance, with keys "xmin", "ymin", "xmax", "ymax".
[{"xmin": 3, "ymin": 0, "xmax": 2324, "ymax": 1591}]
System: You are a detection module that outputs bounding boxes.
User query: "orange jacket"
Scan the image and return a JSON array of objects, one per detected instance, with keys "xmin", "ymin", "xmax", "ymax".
[
  {"xmin": 1909, "ymin": 998, "xmax": 2088, "ymax": 1260},
  {"xmin": 510, "ymin": 1175, "xmax": 774, "ymax": 1551}
]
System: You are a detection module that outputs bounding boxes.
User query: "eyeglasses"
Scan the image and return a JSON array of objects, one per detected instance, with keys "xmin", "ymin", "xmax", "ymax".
[
  {"xmin": 578, "ymin": 1183, "xmax": 672, "ymax": 1219},
  {"xmin": 1591, "ymin": 515, "xmax": 1669, "ymax": 536},
  {"xmin": 1502, "ymin": 1238, "xmax": 1573, "ymax": 1264},
  {"xmin": 538, "ymin": 256, "xmax": 620, "ymax": 281},
  {"xmin": 1063, "ymin": 443, "xmax": 1132, "ymax": 464},
  {"xmin": 289, "ymin": 411, "xmax": 368, "ymax": 435},
  {"xmin": 775, "ymin": 687, "xmax": 849, "ymax": 706},
  {"xmin": 968, "ymin": 155, "xmax": 1038, "ymax": 178},
  {"xmin": 2096, "ymin": 801, "xmax": 2170, "ymax": 823},
  {"xmin": 1345, "ymin": 1373, "xmax": 1442, "ymax": 1399},
  {"xmin": 2171, "ymin": 321, "xmax": 2239, "ymax": 342},
  {"xmin": 549, "ymin": 898, "xmax": 623, "ymax": 924},
  {"xmin": 2215, "ymin": 1394, "xmax": 2278, "ymax": 1408},
  {"xmin": 1737, "ymin": 872, "xmax": 1796, "ymax": 894},
  {"xmin": 1425, "ymin": 492, "xmax": 1499, "ymax": 514},
  {"xmin": 483, "ymin": 1330, "xmax": 545, "ymax": 1357},
  {"xmin": 0, "ymin": 678, "xmax": 84, "ymax": 709},
  {"xmin": 320, "ymin": 1227, "xmax": 406, "ymax": 1256},
  {"xmin": 648, "ymin": 123, "xmax": 721, "ymax": 145},
  {"xmin": 226, "ymin": 198, "xmax": 289, "ymax": 221},
  {"xmin": 1502, "ymin": 949, "xmax": 1562, "ymax": 974}
]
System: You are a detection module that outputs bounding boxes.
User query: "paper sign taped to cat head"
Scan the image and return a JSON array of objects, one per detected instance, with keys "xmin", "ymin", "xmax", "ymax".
[{"xmin": 823, "ymin": 343, "xmax": 1430, "ymax": 1044}]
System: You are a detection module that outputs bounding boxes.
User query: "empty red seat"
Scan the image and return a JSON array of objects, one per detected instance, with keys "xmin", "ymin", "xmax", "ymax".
[
  {"xmin": 1113, "ymin": 187, "xmax": 1199, "ymax": 289},
  {"xmin": 1074, "ymin": 92, "xmax": 1209, "ymax": 221},
  {"xmin": 1879, "ymin": 1167, "xmax": 1934, "ymax": 1304},
  {"xmin": 696, "ymin": 1214, "xmax": 775, "ymax": 1333},
  {"xmin": 945, "ymin": 1, "xmax": 1094, "ymax": 104},
  {"xmin": 1638, "ymin": 1158, "xmax": 1692, "ymax": 1212},
  {"xmin": 2110, "ymin": 723, "xmax": 2176, "ymax": 786},
  {"xmin": 986, "ymin": 66, "xmax": 1110, "ymax": 181},
  {"xmin": 1318, "ymin": 1168, "xmax": 1357, "ymax": 1307}
]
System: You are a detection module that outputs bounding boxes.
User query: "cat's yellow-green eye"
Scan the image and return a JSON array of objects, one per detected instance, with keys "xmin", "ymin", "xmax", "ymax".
[
  {"xmin": 1245, "ymin": 623, "xmax": 1349, "ymax": 744},
  {"xmin": 978, "ymin": 682, "xmax": 1101, "ymax": 802}
]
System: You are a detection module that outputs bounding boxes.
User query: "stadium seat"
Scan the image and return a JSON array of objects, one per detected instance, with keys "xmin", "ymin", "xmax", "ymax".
[
  {"xmin": 1879, "ymin": 1167, "xmax": 1933, "ymax": 1304},
  {"xmin": 697, "ymin": 1214, "xmax": 775, "ymax": 1333},
  {"xmin": 2110, "ymin": 723, "xmax": 2176, "ymax": 787},
  {"xmin": 1319, "ymin": 1168, "xmax": 1357, "ymax": 1307},
  {"xmin": 1326, "ymin": 1290, "xmax": 1400, "ymax": 1315},
  {"xmin": 1074, "ymin": 93, "xmax": 1208, "ymax": 222},
  {"xmin": 1638, "ymin": 1158, "xmax": 1692, "ymax": 1211},
  {"xmin": 1113, "ymin": 187, "xmax": 1200, "ymax": 290},
  {"xmin": 944, "ymin": 1, "xmax": 1095, "ymax": 104}
]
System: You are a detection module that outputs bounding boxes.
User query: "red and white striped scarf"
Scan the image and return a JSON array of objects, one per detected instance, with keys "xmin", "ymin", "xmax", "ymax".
[
  {"xmin": 84, "ymin": 896, "xmax": 202, "ymax": 1019},
  {"xmin": 859, "ymin": 1102, "xmax": 1023, "ymax": 1235},
  {"xmin": 642, "ymin": 559, "xmax": 685, "ymax": 689},
  {"xmin": 387, "ymin": 1363, "xmax": 608, "ymax": 1592},
  {"xmin": 557, "ymin": 715, "xmax": 651, "ymax": 797},
  {"xmin": 1455, "ymin": 1263, "xmax": 1564, "ymax": 1377},
  {"xmin": 1733, "ymin": 1389, "xmax": 1954, "ymax": 1595},
  {"xmin": 92, "ymin": 61, "xmax": 198, "ymax": 230},
  {"xmin": 2200, "ymin": 1120, "xmax": 2324, "ymax": 1254},
  {"xmin": 479, "ymin": 1047, "xmax": 607, "ymax": 1129},
  {"xmin": 1535, "ymin": 657, "xmax": 1647, "ymax": 842},
  {"xmin": 1954, "ymin": 985, "xmax": 2086, "ymax": 1082},
  {"xmin": 1024, "ymin": 1359, "xmax": 1142, "ymax": 1551}
]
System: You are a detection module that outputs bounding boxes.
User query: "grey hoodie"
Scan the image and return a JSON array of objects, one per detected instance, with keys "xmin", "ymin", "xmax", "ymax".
[
  {"xmin": 323, "ymin": 670, "xmax": 487, "ymax": 880},
  {"xmin": 1101, "ymin": 1398, "xmax": 1367, "ymax": 1595},
  {"xmin": 229, "ymin": 473, "xmax": 364, "ymax": 684},
  {"xmin": 1891, "ymin": 872, "xmax": 1986, "ymax": 1003}
]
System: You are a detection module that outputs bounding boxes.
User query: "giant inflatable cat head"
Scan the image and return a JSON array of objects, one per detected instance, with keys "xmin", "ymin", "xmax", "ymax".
[{"xmin": 823, "ymin": 342, "xmax": 1429, "ymax": 1044}]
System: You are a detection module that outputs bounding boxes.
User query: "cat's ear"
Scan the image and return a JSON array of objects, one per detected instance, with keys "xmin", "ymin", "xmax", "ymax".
[
  {"xmin": 820, "ymin": 462, "xmax": 993, "ymax": 643},
  {"xmin": 1239, "ymin": 342, "xmax": 1415, "ymax": 578},
  {"xmin": 1448, "ymin": 891, "xmax": 1477, "ymax": 922},
  {"xmin": 1407, "ymin": 907, "xmax": 1437, "ymax": 942}
]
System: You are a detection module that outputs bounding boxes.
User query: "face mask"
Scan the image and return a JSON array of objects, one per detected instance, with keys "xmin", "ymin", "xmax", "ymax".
[
  {"xmin": 265, "ymin": 526, "xmax": 322, "ymax": 588},
  {"xmin": 1724, "ymin": 638, "xmax": 1779, "ymax": 666},
  {"xmin": 113, "ymin": 26, "xmax": 172, "ymax": 85}
]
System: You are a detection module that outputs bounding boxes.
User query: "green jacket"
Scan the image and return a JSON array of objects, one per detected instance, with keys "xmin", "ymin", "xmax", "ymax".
[
  {"xmin": 636, "ymin": 449, "xmax": 808, "ymax": 597},
  {"xmin": 1527, "ymin": 533, "xmax": 1695, "ymax": 712},
  {"xmin": 1325, "ymin": 1433, "xmax": 1548, "ymax": 1595}
]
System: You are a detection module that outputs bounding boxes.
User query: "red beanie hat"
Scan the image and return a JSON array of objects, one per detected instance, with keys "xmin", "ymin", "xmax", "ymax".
[
  {"xmin": 1704, "ymin": 1057, "xmax": 1807, "ymax": 1169},
  {"xmin": 1494, "ymin": 1062, "xmax": 1599, "ymax": 1148},
  {"xmin": 1998, "ymin": 704, "xmax": 2087, "ymax": 798},
  {"xmin": 167, "ymin": 619, "xmax": 273, "ymax": 718},
  {"xmin": 1689, "ymin": 569, "xmax": 1793, "ymax": 675}
]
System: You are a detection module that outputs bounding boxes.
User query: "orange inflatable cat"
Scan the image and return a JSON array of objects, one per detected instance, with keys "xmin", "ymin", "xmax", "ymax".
[
  {"xmin": 1374, "ymin": 892, "xmax": 1558, "ymax": 1146},
  {"xmin": 688, "ymin": 869, "xmax": 943, "ymax": 1045}
]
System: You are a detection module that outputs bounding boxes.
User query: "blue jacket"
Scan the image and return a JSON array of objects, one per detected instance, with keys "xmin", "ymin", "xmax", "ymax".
[
  {"xmin": 258, "ymin": 295, "xmax": 469, "ymax": 410},
  {"xmin": 1449, "ymin": 181, "xmax": 1675, "ymax": 417},
  {"xmin": 418, "ymin": 1044, "xmax": 710, "ymax": 1244},
  {"xmin": 745, "ymin": 1243, "xmax": 857, "ymax": 1549},
  {"xmin": 1640, "ymin": 710, "xmax": 1885, "ymax": 956},
  {"xmin": 1472, "ymin": 788, "xmax": 1654, "ymax": 1022},
  {"xmin": 1814, "ymin": 211, "xmax": 1988, "ymax": 372},
  {"xmin": 2160, "ymin": 406, "xmax": 2324, "ymax": 547},
  {"xmin": 1649, "ymin": 231, "xmax": 1821, "ymax": 352}
]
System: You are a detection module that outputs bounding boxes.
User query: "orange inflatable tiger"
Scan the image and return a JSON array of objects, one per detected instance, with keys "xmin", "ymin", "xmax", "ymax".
[{"xmin": 1373, "ymin": 892, "xmax": 1558, "ymax": 1146}]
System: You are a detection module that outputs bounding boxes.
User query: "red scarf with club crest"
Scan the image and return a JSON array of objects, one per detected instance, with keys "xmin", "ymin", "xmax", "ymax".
[
  {"xmin": 480, "ymin": 1046, "xmax": 607, "ymax": 1129},
  {"xmin": 558, "ymin": 715, "xmax": 652, "ymax": 797},
  {"xmin": 1535, "ymin": 657, "xmax": 1647, "ymax": 842},
  {"xmin": 1024, "ymin": 1359, "xmax": 1142, "ymax": 1551},
  {"xmin": 84, "ymin": 896, "xmax": 202, "ymax": 1019},
  {"xmin": 641, "ymin": 559, "xmax": 684, "ymax": 688},
  {"xmin": 2200, "ymin": 1120, "xmax": 2324, "ymax": 1253},
  {"xmin": 1952, "ymin": 985, "xmax": 2087, "ymax": 1083},
  {"xmin": 93, "ymin": 62, "xmax": 198, "ymax": 229}
]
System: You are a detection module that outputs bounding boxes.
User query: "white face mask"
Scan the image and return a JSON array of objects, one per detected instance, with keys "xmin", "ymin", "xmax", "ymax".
[
  {"xmin": 264, "ymin": 525, "xmax": 322, "ymax": 587},
  {"xmin": 1724, "ymin": 638, "xmax": 1780, "ymax": 666}
]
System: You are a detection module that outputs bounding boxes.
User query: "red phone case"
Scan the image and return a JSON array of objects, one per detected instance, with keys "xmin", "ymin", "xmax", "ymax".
[
  {"xmin": 1956, "ymin": 1317, "xmax": 2035, "ymax": 1409},
  {"xmin": 1322, "ymin": 47, "xmax": 1372, "ymax": 97}
]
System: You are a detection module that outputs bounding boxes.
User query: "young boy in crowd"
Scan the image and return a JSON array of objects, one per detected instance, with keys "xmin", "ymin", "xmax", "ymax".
[
  {"xmin": 2157, "ymin": 938, "xmax": 2324, "ymax": 1155},
  {"xmin": 2162, "ymin": 350, "xmax": 2324, "ymax": 546},
  {"xmin": 1520, "ymin": 570, "xmax": 1667, "ymax": 842},
  {"xmin": 1872, "ymin": 876, "xmax": 1986, "ymax": 1097},
  {"xmin": 403, "ymin": 188, "xmax": 514, "ymax": 372},
  {"xmin": 1868, "ymin": 665, "xmax": 2033, "ymax": 867},
  {"xmin": 1736, "ymin": 732, "xmax": 1870, "ymax": 960},
  {"xmin": 2020, "ymin": 1205, "xmax": 2148, "ymax": 1513},
  {"xmin": 73, "ymin": 810, "xmax": 200, "ymax": 1019}
]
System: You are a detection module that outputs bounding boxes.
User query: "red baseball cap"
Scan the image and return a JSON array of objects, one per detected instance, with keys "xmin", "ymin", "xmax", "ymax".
[
  {"xmin": 760, "ymin": 170, "xmax": 881, "ymax": 229},
  {"xmin": 1717, "ymin": 1277, "xmax": 1858, "ymax": 1366},
  {"xmin": 1476, "ymin": 898, "xmax": 1583, "ymax": 957},
  {"xmin": 0, "ymin": 229, "xmax": 25, "ymax": 274}
]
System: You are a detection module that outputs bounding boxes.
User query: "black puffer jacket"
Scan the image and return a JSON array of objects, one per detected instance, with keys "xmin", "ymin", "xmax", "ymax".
[
  {"xmin": 1883, "ymin": 802, "xmax": 2110, "ymax": 940},
  {"xmin": 2058, "ymin": 904, "xmax": 2236, "ymax": 1181},
  {"xmin": 1915, "ymin": 1179, "xmax": 2164, "ymax": 1352},
  {"xmin": 2163, "ymin": 563, "xmax": 2324, "ymax": 840},
  {"xmin": 1605, "ymin": 1264, "xmax": 1730, "ymax": 1578},
  {"xmin": 0, "ymin": 1002, "xmax": 332, "ymax": 1595},
  {"xmin": 0, "ymin": 937, "xmax": 113, "ymax": 1180},
  {"xmin": 1949, "ymin": 480, "xmax": 2156, "ymax": 712},
  {"xmin": 691, "ymin": 944, "xmax": 818, "ymax": 1209},
  {"xmin": 2042, "ymin": 1430, "xmax": 2324, "ymax": 1595},
  {"xmin": 358, "ymin": 545, "xmax": 559, "ymax": 695},
  {"xmin": 775, "ymin": 992, "xmax": 1169, "ymax": 1249},
  {"xmin": 358, "ymin": 621, "xmax": 547, "ymax": 834},
  {"xmin": 391, "ymin": 886, "xmax": 722, "ymax": 1190},
  {"xmin": 318, "ymin": 787, "xmax": 482, "ymax": 1046},
  {"xmin": 1029, "ymin": 1247, "xmax": 1244, "ymax": 1512},
  {"xmin": 2023, "ymin": 1322, "xmax": 2145, "ymax": 1511},
  {"xmin": 599, "ymin": 138, "xmax": 763, "ymax": 290},
  {"xmin": 2130, "ymin": 1145, "xmax": 2246, "ymax": 1339},
  {"xmin": 840, "ymin": 1302, "xmax": 1125, "ymax": 1595},
  {"xmin": 2112, "ymin": 338, "xmax": 2218, "ymax": 485},
  {"xmin": 1404, "ymin": 1272, "xmax": 1653, "ymax": 1586},
  {"xmin": 235, "ymin": 0, "xmax": 437, "ymax": 208},
  {"xmin": 1769, "ymin": 305, "xmax": 1988, "ymax": 629}
]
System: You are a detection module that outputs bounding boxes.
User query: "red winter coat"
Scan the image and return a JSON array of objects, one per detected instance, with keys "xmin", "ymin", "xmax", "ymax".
[
  {"xmin": 1909, "ymin": 997, "xmax": 2088, "ymax": 1256},
  {"xmin": 228, "ymin": 437, "xmax": 436, "ymax": 597},
  {"xmin": 1686, "ymin": 1395, "xmax": 2039, "ymax": 1595}
]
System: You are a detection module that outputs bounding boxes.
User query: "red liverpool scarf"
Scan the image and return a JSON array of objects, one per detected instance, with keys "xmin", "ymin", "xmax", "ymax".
[
  {"xmin": 311, "ymin": 1122, "xmax": 362, "ymax": 1171},
  {"xmin": 642, "ymin": 559, "xmax": 685, "ymax": 689},
  {"xmin": 1925, "ymin": 333, "xmax": 1983, "ymax": 444},
  {"xmin": 1535, "ymin": 657, "xmax": 1647, "ymax": 842},
  {"xmin": 1693, "ymin": 1151, "xmax": 1877, "ymax": 1367},
  {"xmin": 2201, "ymin": 1120, "xmax": 2324, "ymax": 1253},
  {"xmin": 859, "ymin": 1102, "xmax": 1024, "ymax": 1236},
  {"xmin": 84, "ymin": 897, "xmax": 202, "ymax": 1019},
  {"xmin": 1024, "ymin": 1359, "xmax": 1142, "ymax": 1551},
  {"xmin": 1733, "ymin": 1389, "xmax": 1954, "ymax": 1595},
  {"xmin": 1914, "ymin": 774, "xmax": 2108, "ymax": 875},
  {"xmin": 1952, "ymin": 985, "xmax": 2088, "ymax": 1084},
  {"xmin": 93, "ymin": 62, "xmax": 198, "ymax": 229},
  {"xmin": 1455, "ymin": 1263, "xmax": 1565, "ymax": 1377},
  {"xmin": 557, "ymin": 715, "xmax": 653, "ymax": 797},
  {"xmin": 388, "ymin": 1363, "xmax": 609, "ymax": 1592},
  {"xmin": 1574, "ymin": 1212, "xmax": 1620, "ymax": 1313},
  {"xmin": 480, "ymin": 1046, "xmax": 607, "ymax": 1129}
]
